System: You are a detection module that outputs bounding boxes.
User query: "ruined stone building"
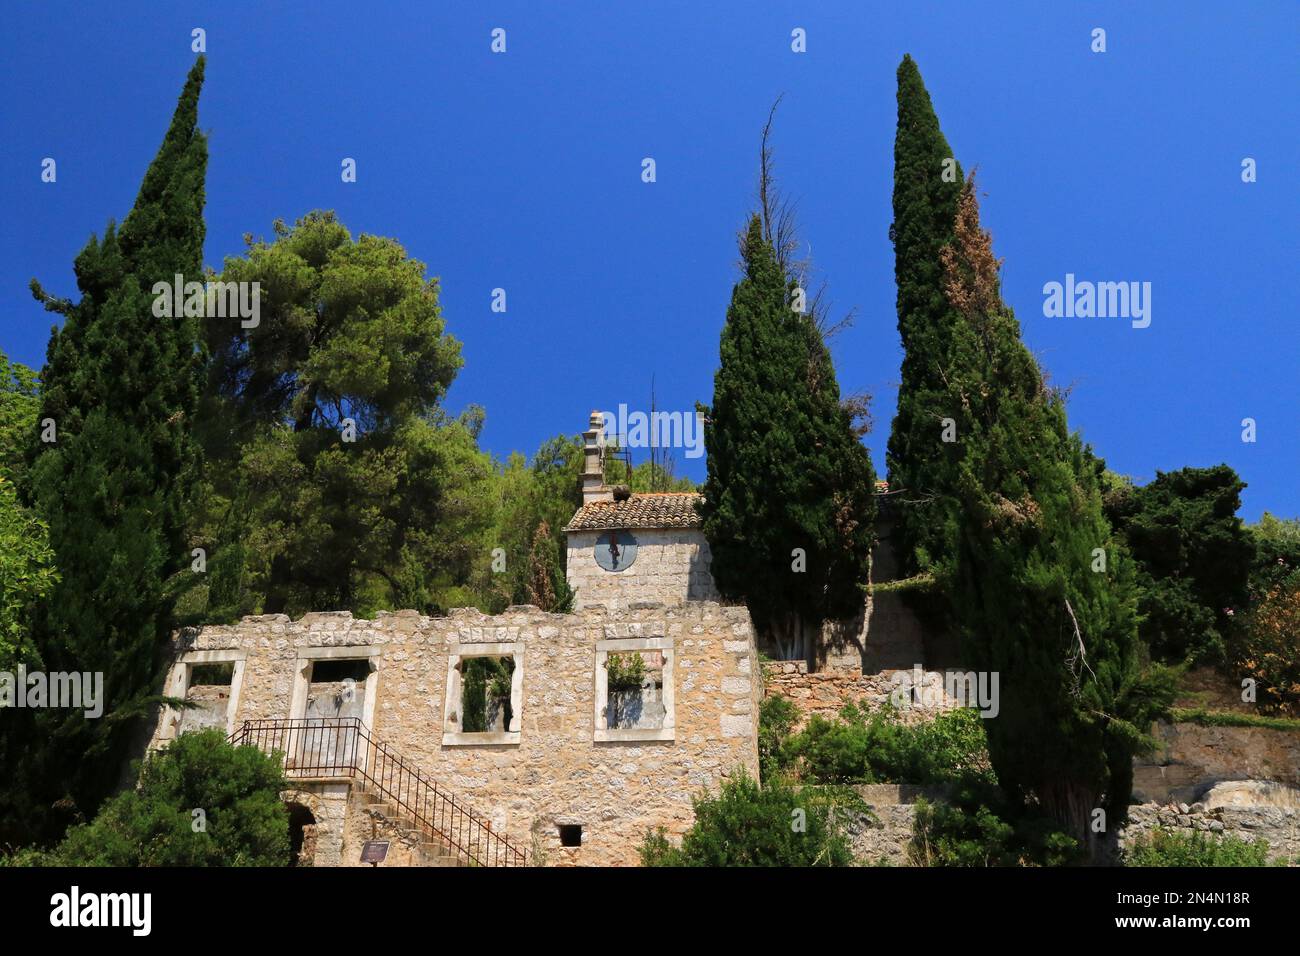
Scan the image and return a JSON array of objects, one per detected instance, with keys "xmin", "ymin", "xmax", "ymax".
[{"xmin": 151, "ymin": 412, "xmax": 758, "ymax": 866}]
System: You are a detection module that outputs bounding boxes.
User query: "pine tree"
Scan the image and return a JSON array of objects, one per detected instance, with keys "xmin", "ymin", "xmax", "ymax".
[
  {"xmin": 700, "ymin": 216, "xmax": 876, "ymax": 662},
  {"xmin": 939, "ymin": 175, "xmax": 1171, "ymax": 854},
  {"xmin": 885, "ymin": 55, "xmax": 965, "ymax": 580},
  {"xmin": 8, "ymin": 58, "xmax": 208, "ymax": 841}
]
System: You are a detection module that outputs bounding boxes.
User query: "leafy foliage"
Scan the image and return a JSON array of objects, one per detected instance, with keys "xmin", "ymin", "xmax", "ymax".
[
  {"xmin": 1105, "ymin": 465, "xmax": 1254, "ymax": 665},
  {"xmin": 1236, "ymin": 581, "xmax": 1300, "ymax": 715},
  {"xmin": 0, "ymin": 350, "xmax": 39, "ymax": 492},
  {"xmin": 8, "ymin": 58, "xmax": 209, "ymax": 842},
  {"xmin": 605, "ymin": 651, "xmax": 646, "ymax": 692},
  {"xmin": 925, "ymin": 169, "xmax": 1166, "ymax": 853},
  {"xmin": 1124, "ymin": 828, "xmax": 1273, "ymax": 867},
  {"xmin": 639, "ymin": 770, "xmax": 855, "ymax": 867},
  {"xmin": 0, "ymin": 477, "xmax": 57, "ymax": 669},
  {"xmin": 700, "ymin": 216, "xmax": 876, "ymax": 661},
  {"xmin": 52, "ymin": 729, "xmax": 289, "ymax": 866},
  {"xmin": 783, "ymin": 702, "xmax": 992, "ymax": 787},
  {"xmin": 757, "ymin": 693, "xmax": 800, "ymax": 781},
  {"xmin": 884, "ymin": 54, "xmax": 965, "ymax": 581},
  {"xmin": 461, "ymin": 656, "xmax": 514, "ymax": 733},
  {"xmin": 195, "ymin": 211, "xmax": 468, "ymax": 617},
  {"xmin": 910, "ymin": 783, "xmax": 1081, "ymax": 867}
]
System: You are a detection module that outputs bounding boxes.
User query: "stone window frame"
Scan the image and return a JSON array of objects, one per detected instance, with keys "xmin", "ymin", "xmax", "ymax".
[
  {"xmin": 594, "ymin": 637, "xmax": 675, "ymax": 743},
  {"xmin": 288, "ymin": 646, "xmax": 382, "ymax": 731},
  {"xmin": 161, "ymin": 648, "xmax": 248, "ymax": 740},
  {"xmin": 442, "ymin": 641, "xmax": 524, "ymax": 747}
]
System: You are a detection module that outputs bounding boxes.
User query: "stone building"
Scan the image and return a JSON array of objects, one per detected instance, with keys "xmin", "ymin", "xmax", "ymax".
[
  {"xmin": 153, "ymin": 601, "xmax": 760, "ymax": 867},
  {"xmin": 565, "ymin": 411, "xmax": 719, "ymax": 610}
]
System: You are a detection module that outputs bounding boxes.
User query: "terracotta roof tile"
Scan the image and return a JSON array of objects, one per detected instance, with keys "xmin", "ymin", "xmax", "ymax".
[{"xmin": 566, "ymin": 492, "xmax": 703, "ymax": 531}]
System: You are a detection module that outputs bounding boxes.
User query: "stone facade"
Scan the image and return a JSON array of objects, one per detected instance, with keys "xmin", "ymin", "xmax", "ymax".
[
  {"xmin": 154, "ymin": 601, "xmax": 760, "ymax": 867},
  {"xmin": 566, "ymin": 528, "xmax": 718, "ymax": 610}
]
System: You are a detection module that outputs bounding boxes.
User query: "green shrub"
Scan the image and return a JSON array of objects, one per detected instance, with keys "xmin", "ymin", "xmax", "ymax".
[
  {"xmin": 910, "ymin": 783, "xmax": 1080, "ymax": 867},
  {"xmin": 757, "ymin": 694, "xmax": 800, "ymax": 781},
  {"xmin": 1125, "ymin": 828, "xmax": 1273, "ymax": 867},
  {"xmin": 786, "ymin": 702, "xmax": 992, "ymax": 786},
  {"xmin": 639, "ymin": 770, "xmax": 858, "ymax": 867},
  {"xmin": 49, "ymin": 729, "xmax": 290, "ymax": 866}
]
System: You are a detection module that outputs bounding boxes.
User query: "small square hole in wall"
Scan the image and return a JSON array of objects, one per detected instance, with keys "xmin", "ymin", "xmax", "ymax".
[{"xmin": 559, "ymin": 825, "xmax": 582, "ymax": 848}]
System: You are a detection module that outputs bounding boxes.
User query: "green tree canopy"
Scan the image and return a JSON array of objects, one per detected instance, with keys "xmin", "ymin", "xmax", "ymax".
[
  {"xmin": 885, "ymin": 54, "xmax": 966, "ymax": 581},
  {"xmin": 1105, "ymin": 465, "xmax": 1255, "ymax": 664},
  {"xmin": 9, "ymin": 57, "xmax": 209, "ymax": 842},
  {"xmin": 934, "ymin": 174, "xmax": 1171, "ymax": 854},
  {"xmin": 195, "ymin": 211, "xmax": 473, "ymax": 617},
  {"xmin": 0, "ymin": 477, "xmax": 57, "ymax": 671},
  {"xmin": 0, "ymin": 350, "xmax": 39, "ymax": 492},
  {"xmin": 700, "ymin": 216, "xmax": 876, "ymax": 661}
]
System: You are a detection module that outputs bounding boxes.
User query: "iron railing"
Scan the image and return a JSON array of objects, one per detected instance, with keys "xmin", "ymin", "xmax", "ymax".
[{"xmin": 229, "ymin": 717, "xmax": 527, "ymax": 867}]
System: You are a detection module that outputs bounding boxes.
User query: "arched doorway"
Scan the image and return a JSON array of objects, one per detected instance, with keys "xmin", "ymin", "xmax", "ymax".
[{"xmin": 286, "ymin": 802, "xmax": 318, "ymax": 867}]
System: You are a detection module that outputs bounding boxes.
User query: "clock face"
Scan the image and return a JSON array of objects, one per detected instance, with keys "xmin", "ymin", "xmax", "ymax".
[{"xmin": 594, "ymin": 531, "xmax": 638, "ymax": 572}]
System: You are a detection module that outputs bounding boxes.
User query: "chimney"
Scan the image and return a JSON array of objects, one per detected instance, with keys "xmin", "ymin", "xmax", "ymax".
[{"xmin": 580, "ymin": 411, "xmax": 613, "ymax": 504}]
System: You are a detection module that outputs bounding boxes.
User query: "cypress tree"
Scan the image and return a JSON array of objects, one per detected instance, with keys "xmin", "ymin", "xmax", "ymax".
[
  {"xmin": 939, "ymin": 175, "xmax": 1170, "ymax": 855},
  {"xmin": 9, "ymin": 58, "xmax": 208, "ymax": 840},
  {"xmin": 700, "ymin": 216, "xmax": 876, "ymax": 663},
  {"xmin": 885, "ymin": 55, "xmax": 965, "ymax": 580}
]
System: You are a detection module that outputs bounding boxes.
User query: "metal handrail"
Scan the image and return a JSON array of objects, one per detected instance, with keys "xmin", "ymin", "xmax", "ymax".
[{"xmin": 229, "ymin": 717, "xmax": 527, "ymax": 867}]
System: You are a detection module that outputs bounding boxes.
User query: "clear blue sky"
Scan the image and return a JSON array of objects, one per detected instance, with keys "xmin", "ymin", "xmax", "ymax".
[{"xmin": 2, "ymin": 1, "xmax": 1296, "ymax": 519}]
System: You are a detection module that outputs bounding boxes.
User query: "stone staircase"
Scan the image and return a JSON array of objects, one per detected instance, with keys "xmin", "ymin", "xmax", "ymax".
[
  {"xmin": 232, "ymin": 717, "xmax": 528, "ymax": 866},
  {"xmin": 350, "ymin": 787, "xmax": 464, "ymax": 867}
]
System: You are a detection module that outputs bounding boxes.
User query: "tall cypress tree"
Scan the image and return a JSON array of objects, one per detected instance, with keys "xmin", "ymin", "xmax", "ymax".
[
  {"xmin": 701, "ymin": 216, "xmax": 876, "ymax": 663},
  {"xmin": 885, "ymin": 55, "xmax": 965, "ymax": 580},
  {"xmin": 8, "ymin": 58, "xmax": 208, "ymax": 841},
  {"xmin": 939, "ymin": 175, "xmax": 1170, "ymax": 855}
]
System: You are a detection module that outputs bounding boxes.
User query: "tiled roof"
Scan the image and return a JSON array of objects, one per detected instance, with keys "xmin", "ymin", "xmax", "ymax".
[{"xmin": 566, "ymin": 492, "xmax": 703, "ymax": 532}]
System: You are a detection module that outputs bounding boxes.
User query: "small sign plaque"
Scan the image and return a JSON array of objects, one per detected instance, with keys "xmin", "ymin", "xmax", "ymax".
[{"xmin": 361, "ymin": 840, "xmax": 390, "ymax": 865}]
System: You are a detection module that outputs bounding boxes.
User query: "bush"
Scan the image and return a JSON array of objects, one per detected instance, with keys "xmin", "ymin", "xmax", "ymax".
[
  {"xmin": 639, "ymin": 770, "xmax": 858, "ymax": 867},
  {"xmin": 785, "ymin": 702, "xmax": 992, "ymax": 786},
  {"xmin": 757, "ymin": 694, "xmax": 800, "ymax": 781},
  {"xmin": 1235, "ymin": 581, "xmax": 1300, "ymax": 715},
  {"xmin": 49, "ymin": 729, "xmax": 290, "ymax": 866},
  {"xmin": 1125, "ymin": 828, "xmax": 1273, "ymax": 867},
  {"xmin": 910, "ymin": 783, "xmax": 1080, "ymax": 867}
]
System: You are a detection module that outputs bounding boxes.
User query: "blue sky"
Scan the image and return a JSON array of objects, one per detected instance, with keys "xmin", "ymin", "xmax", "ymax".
[{"xmin": 2, "ymin": 1, "xmax": 1296, "ymax": 519}]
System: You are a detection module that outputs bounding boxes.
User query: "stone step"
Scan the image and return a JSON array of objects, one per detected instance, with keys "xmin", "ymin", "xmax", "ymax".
[{"xmin": 353, "ymin": 786, "xmax": 466, "ymax": 865}]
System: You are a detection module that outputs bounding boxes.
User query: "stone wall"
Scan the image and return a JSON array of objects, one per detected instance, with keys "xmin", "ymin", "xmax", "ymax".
[
  {"xmin": 281, "ymin": 783, "xmax": 349, "ymax": 867},
  {"xmin": 566, "ymin": 528, "xmax": 719, "ymax": 610},
  {"xmin": 1119, "ymin": 783, "xmax": 1300, "ymax": 865},
  {"xmin": 834, "ymin": 784, "xmax": 1300, "ymax": 866},
  {"xmin": 1132, "ymin": 720, "xmax": 1300, "ymax": 804},
  {"xmin": 838, "ymin": 784, "xmax": 946, "ymax": 866},
  {"xmin": 157, "ymin": 601, "xmax": 760, "ymax": 867},
  {"xmin": 763, "ymin": 660, "xmax": 963, "ymax": 728}
]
